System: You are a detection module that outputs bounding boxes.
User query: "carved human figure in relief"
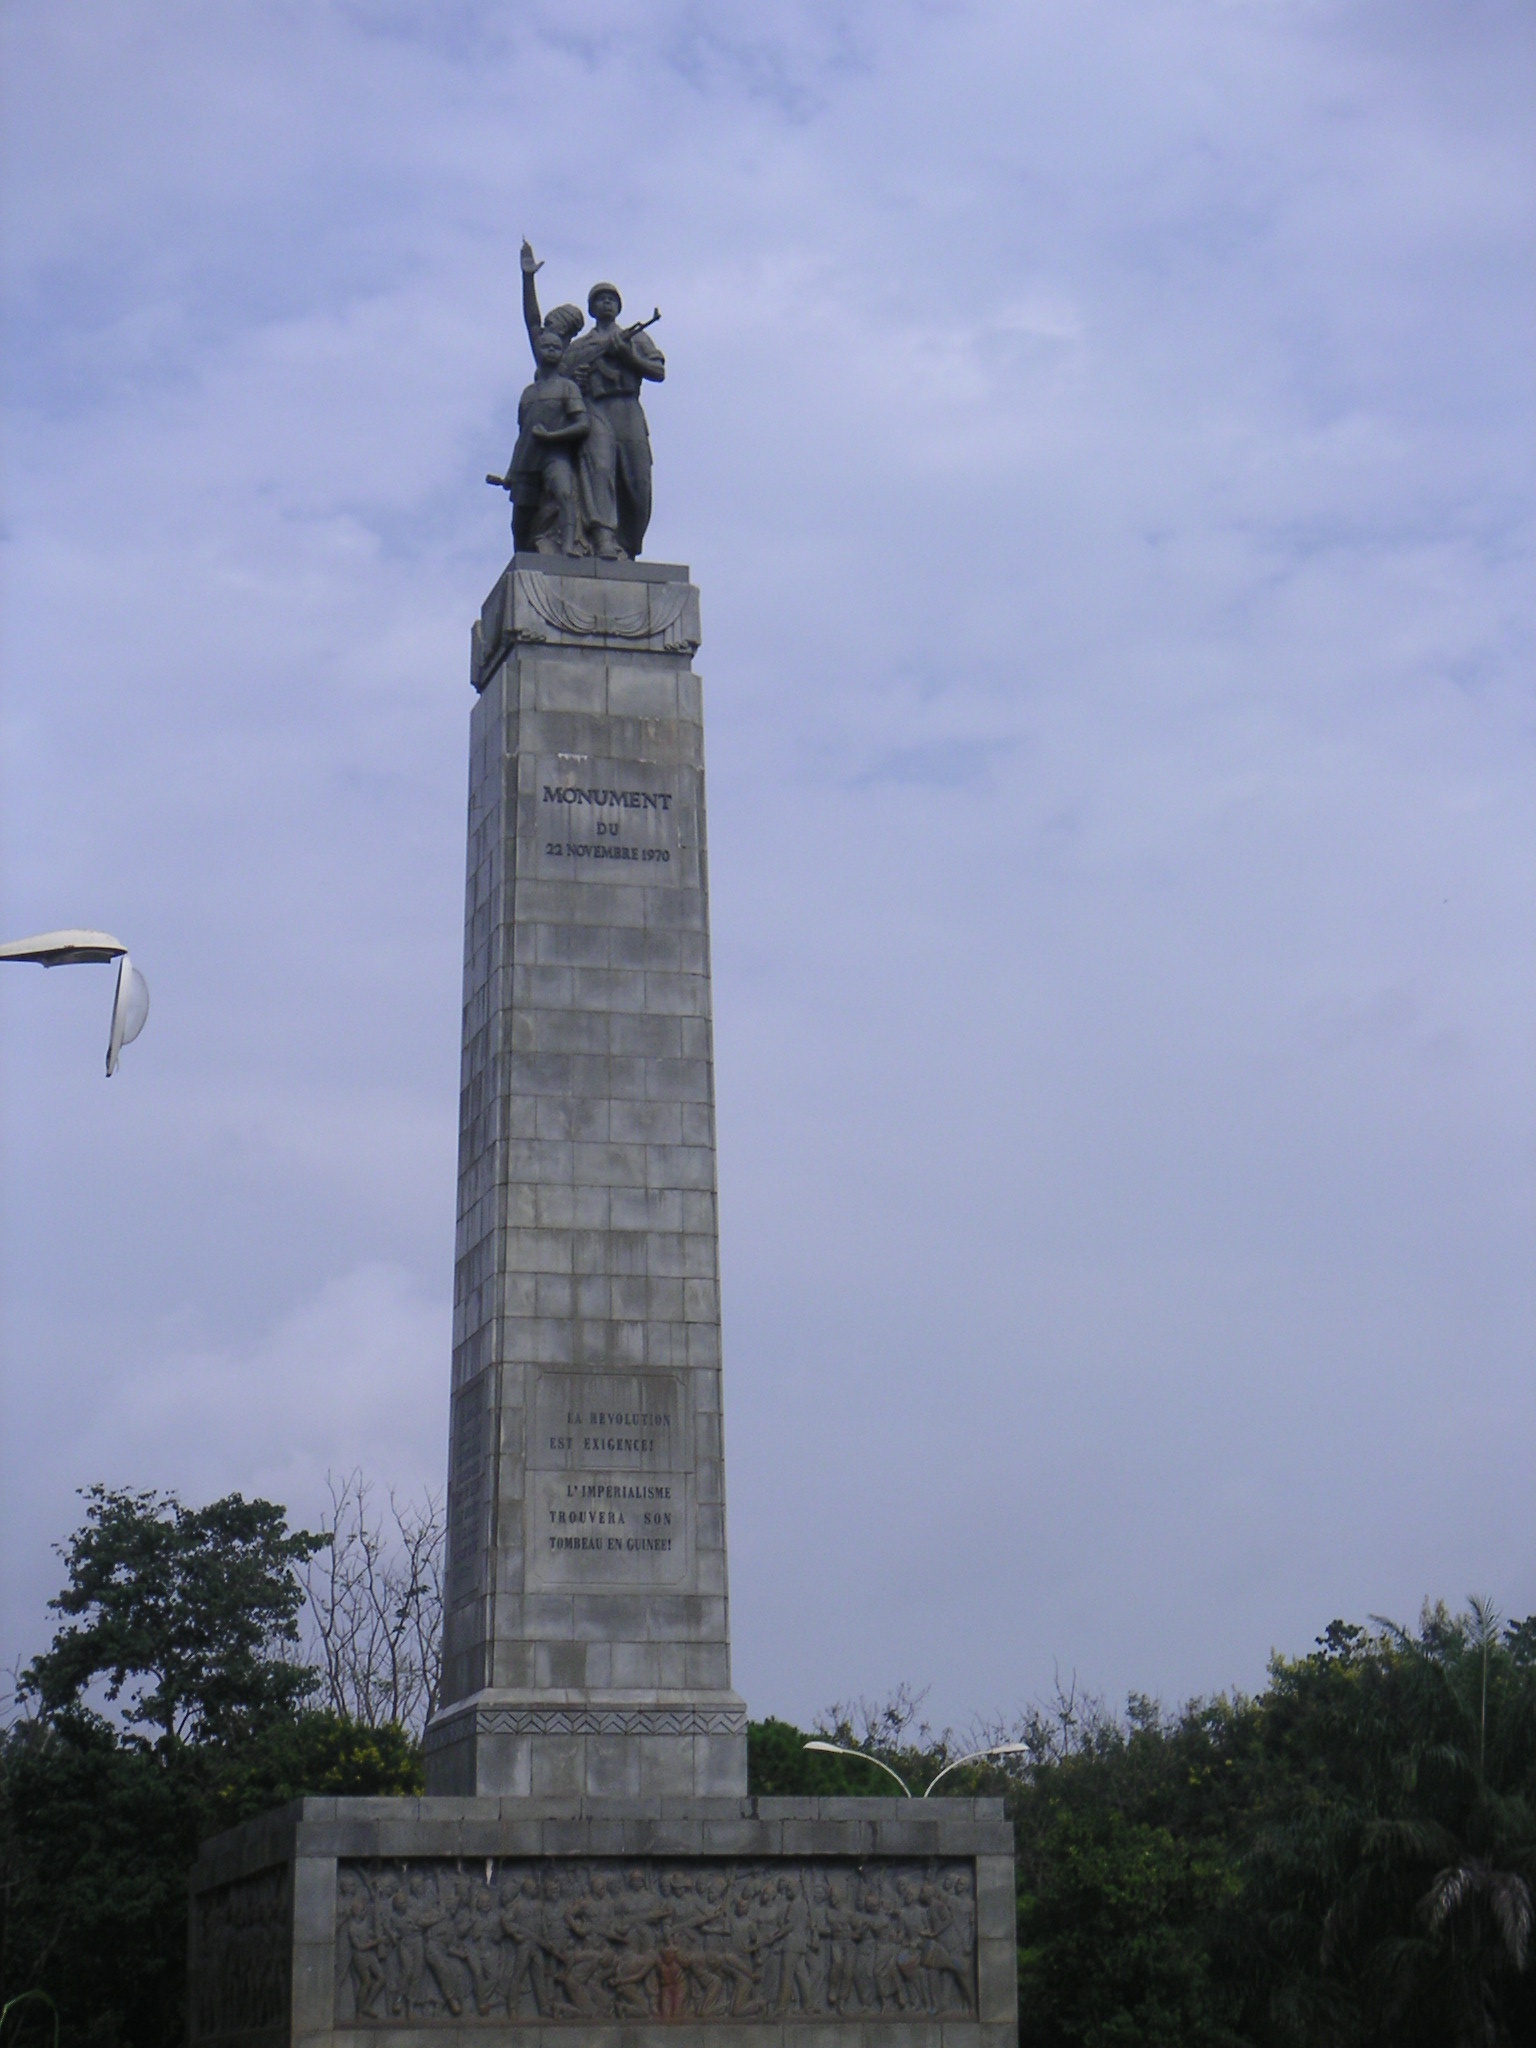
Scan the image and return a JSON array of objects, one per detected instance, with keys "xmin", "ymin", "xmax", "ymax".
[
  {"xmin": 512, "ymin": 239, "xmax": 665, "ymax": 561},
  {"xmin": 398, "ymin": 1869, "xmax": 465, "ymax": 2016},
  {"xmin": 463, "ymin": 1883, "xmax": 504, "ymax": 2015},
  {"xmin": 499, "ymin": 1873, "xmax": 546, "ymax": 2015},
  {"xmin": 726, "ymin": 1892, "xmax": 769, "ymax": 2016},
  {"xmin": 324, "ymin": 1855, "xmax": 975, "ymax": 2024},
  {"xmin": 563, "ymin": 1869, "xmax": 621, "ymax": 2015},
  {"xmin": 610, "ymin": 1864, "xmax": 671, "ymax": 2016},
  {"xmin": 341, "ymin": 1894, "xmax": 389, "ymax": 2018},
  {"xmin": 536, "ymin": 1869, "xmax": 578, "ymax": 2015},
  {"xmin": 919, "ymin": 1876, "xmax": 974, "ymax": 2014},
  {"xmin": 775, "ymin": 1873, "xmax": 822, "ymax": 2012}
]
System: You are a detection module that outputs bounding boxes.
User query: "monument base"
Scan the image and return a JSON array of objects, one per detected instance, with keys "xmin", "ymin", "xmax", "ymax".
[
  {"xmin": 188, "ymin": 1795, "xmax": 1017, "ymax": 2048},
  {"xmin": 423, "ymin": 1689, "xmax": 749, "ymax": 1799}
]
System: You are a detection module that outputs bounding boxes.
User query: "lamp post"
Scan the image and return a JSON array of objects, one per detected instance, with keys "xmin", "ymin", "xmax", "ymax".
[
  {"xmin": 802, "ymin": 1739, "xmax": 1030, "ymax": 1796},
  {"xmin": 0, "ymin": 929, "xmax": 150, "ymax": 1076}
]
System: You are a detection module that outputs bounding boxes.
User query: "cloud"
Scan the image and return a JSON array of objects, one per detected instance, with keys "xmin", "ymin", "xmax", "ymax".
[
  {"xmin": 2, "ymin": 1264, "xmax": 447, "ymax": 1634},
  {"xmin": 3, "ymin": 0, "xmax": 1532, "ymax": 1724}
]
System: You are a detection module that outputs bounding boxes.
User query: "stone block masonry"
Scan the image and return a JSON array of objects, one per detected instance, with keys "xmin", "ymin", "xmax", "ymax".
[
  {"xmin": 188, "ymin": 1796, "xmax": 1019, "ymax": 2048},
  {"xmin": 427, "ymin": 557, "xmax": 747, "ymax": 1801},
  {"xmin": 185, "ymin": 555, "xmax": 1018, "ymax": 2048}
]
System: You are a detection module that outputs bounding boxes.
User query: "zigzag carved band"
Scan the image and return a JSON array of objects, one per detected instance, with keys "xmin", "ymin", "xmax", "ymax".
[{"xmin": 424, "ymin": 1703, "xmax": 748, "ymax": 1753}]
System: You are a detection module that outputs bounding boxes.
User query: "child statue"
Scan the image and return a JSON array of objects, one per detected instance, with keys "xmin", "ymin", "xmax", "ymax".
[{"xmin": 489, "ymin": 314, "xmax": 590, "ymax": 558}]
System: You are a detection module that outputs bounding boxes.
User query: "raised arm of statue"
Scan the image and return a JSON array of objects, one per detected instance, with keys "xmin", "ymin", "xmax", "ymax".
[{"xmin": 520, "ymin": 239, "xmax": 544, "ymax": 356}]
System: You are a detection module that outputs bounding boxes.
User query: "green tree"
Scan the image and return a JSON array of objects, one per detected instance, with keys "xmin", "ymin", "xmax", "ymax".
[
  {"xmin": 746, "ymin": 1715, "xmax": 928, "ymax": 1796},
  {"xmin": 1245, "ymin": 1604, "xmax": 1535, "ymax": 2046},
  {"xmin": 0, "ymin": 1710, "xmax": 204, "ymax": 2045},
  {"xmin": 20, "ymin": 1487, "xmax": 324, "ymax": 1749},
  {"xmin": 1016, "ymin": 1803, "xmax": 1242, "ymax": 2047},
  {"xmin": 209, "ymin": 1709, "xmax": 423, "ymax": 1827},
  {"xmin": 1002, "ymin": 1690, "xmax": 1254, "ymax": 2047},
  {"xmin": 0, "ymin": 1488, "xmax": 420, "ymax": 2048}
]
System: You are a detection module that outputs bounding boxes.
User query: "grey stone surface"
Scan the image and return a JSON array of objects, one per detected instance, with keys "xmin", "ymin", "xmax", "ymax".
[
  {"xmin": 433, "ymin": 558, "xmax": 746, "ymax": 1801},
  {"xmin": 188, "ymin": 1798, "xmax": 1017, "ymax": 2048},
  {"xmin": 186, "ymin": 559, "xmax": 1018, "ymax": 2047}
]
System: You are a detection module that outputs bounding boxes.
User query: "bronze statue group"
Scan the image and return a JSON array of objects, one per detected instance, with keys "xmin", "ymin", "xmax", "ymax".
[
  {"xmin": 335, "ymin": 1857, "xmax": 978, "ymax": 2026},
  {"xmin": 490, "ymin": 242, "xmax": 665, "ymax": 563}
]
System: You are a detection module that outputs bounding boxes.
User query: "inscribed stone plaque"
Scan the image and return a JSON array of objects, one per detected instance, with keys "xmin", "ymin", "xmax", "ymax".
[
  {"xmin": 528, "ymin": 755, "xmax": 681, "ymax": 883},
  {"xmin": 526, "ymin": 1370, "xmax": 690, "ymax": 1588}
]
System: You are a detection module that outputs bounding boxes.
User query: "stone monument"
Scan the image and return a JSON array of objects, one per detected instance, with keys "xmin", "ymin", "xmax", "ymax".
[
  {"xmin": 424, "ymin": 547, "xmax": 746, "ymax": 1805},
  {"xmin": 187, "ymin": 249, "xmax": 1018, "ymax": 2048}
]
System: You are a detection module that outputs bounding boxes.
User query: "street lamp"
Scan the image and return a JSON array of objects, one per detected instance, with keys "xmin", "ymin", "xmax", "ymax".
[
  {"xmin": 0, "ymin": 929, "xmax": 150, "ymax": 1076},
  {"xmin": 802, "ymin": 1740, "xmax": 1031, "ymax": 1797}
]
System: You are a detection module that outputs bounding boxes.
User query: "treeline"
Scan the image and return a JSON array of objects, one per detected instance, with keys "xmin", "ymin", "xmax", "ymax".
[
  {"xmin": 2, "ymin": 1485, "xmax": 1532, "ymax": 2046},
  {"xmin": 754, "ymin": 1615, "xmax": 1536, "ymax": 2046}
]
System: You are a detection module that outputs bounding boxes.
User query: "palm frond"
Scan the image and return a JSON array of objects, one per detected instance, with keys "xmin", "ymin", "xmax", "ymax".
[
  {"xmin": 1485, "ymin": 1870, "xmax": 1532, "ymax": 1970},
  {"xmin": 1421, "ymin": 1860, "xmax": 1482, "ymax": 1931},
  {"xmin": 1420, "ymin": 1858, "xmax": 1533, "ymax": 1970},
  {"xmin": 1466, "ymin": 1595, "xmax": 1503, "ymax": 1653},
  {"xmin": 1361, "ymin": 1814, "xmax": 1460, "ymax": 1864}
]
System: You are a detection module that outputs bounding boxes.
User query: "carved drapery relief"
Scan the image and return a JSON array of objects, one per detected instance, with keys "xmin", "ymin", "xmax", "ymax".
[
  {"xmin": 193, "ymin": 1866, "xmax": 291, "ymax": 2038},
  {"xmin": 334, "ymin": 1857, "xmax": 976, "ymax": 2026},
  {"xmin": 520, "ymin": 572, "xmax": 692, "ymax": 648},
  {"xmin": 473, "ymin": 571, "xmax": 700, "ymax": 687}
]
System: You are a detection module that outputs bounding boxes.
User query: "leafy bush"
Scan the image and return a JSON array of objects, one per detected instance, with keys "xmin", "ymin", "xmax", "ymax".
[{"xmin": 0, "ymin": 1489, "xmax": 421, "ymax": 2048}]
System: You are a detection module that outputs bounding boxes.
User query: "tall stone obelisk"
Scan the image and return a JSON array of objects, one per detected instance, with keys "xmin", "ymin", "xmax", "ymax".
[
  {"xmin": 186, "ymin": 548, "xmax": 1018, "ymax": 2047},
  {"xmin": 423, "ymin": 553, "xmax": 748, "ymax": 1800}
]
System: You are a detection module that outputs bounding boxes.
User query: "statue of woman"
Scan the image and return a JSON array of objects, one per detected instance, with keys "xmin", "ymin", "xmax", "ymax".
[{"xmin": 520, "ymin": 241, "xmax": 665, "ymax": 559}]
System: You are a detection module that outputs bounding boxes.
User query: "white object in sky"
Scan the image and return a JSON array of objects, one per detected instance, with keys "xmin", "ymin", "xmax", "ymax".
[{"xmin": 0, "ymin": 929, "xmax": 150, "ymax": 1076}]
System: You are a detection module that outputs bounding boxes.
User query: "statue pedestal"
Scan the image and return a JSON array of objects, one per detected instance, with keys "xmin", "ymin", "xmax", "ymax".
[
  {"xmin": 188, "ymin": 1794, "xmax": 1019, "ymax": 2048},
  {"xmin": 435, "ymin": 556, "xmax": 743, "ymax": 1803},
  {"xmin": 187, "ymin": 560, "xmax": 1018, "ymax": 2044}
]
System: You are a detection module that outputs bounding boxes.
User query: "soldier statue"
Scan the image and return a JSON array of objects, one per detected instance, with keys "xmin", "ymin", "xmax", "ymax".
[{"xmin": 489, "ymin": 241, "xmax": 665, "ymax": 561}]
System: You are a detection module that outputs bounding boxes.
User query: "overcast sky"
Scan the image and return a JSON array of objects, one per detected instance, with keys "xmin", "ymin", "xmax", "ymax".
[{"xmin": 2, "ymin": 0, "xmax": 1532, "ymax": 1733}]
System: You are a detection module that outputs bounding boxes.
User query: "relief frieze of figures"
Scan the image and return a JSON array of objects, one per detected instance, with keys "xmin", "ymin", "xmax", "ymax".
[
  {"xmin": 193, "ymin": 1866, "xmax": 291, "ymax": 2037},
  {"xmin": 335, "ymin": 1857, "xmax": 977, "ymax": 2026}
]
